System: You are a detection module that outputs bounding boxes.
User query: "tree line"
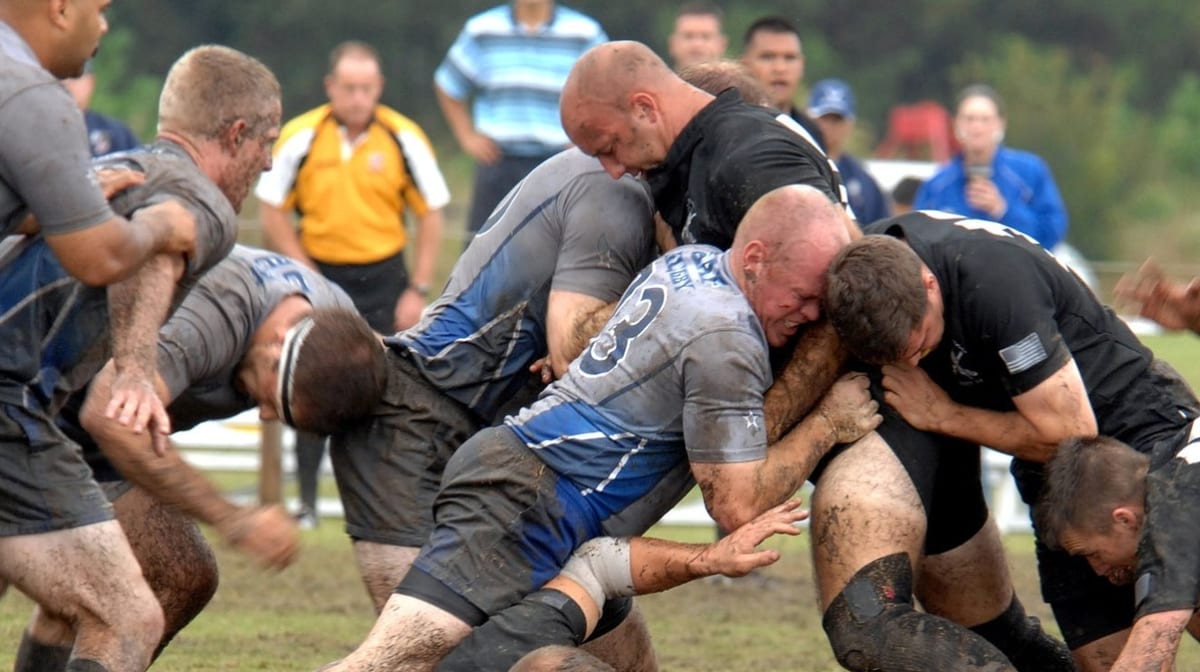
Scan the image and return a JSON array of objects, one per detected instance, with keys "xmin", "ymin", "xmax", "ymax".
[{"xmin": 92, "ymin": 0, "xmax": 1200, "ymax": 261}]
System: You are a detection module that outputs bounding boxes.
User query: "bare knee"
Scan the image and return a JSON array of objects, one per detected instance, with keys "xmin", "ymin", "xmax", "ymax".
[
  {"xmin": 353, "ymin": 540, "xmax": 419, "ymax": 613},
  {"xmin": 580, "ymin": 602, "xmax": 656, "ymax": 672}
]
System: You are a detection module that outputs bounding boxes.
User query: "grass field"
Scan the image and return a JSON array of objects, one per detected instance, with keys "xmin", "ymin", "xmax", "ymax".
[{"xmin": 0, "ymin": 338, "xmax": 1198, "ymax": 670}]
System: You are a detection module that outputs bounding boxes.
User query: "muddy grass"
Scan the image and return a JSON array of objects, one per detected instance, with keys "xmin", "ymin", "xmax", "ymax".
[{"xmin": 2, "ymin": 521, "xmax": 1196, "ymax": 670}]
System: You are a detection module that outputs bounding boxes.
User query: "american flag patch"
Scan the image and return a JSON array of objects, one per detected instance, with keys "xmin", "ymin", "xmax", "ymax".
[{"xmin": 999, "ymin": 333, "xmax": 1047, "ymax": 374}]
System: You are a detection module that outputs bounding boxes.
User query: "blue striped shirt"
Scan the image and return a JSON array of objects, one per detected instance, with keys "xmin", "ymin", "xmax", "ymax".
[{"xmin": 434, "ymin": 4, "xmax": 606, "ymax": 156}]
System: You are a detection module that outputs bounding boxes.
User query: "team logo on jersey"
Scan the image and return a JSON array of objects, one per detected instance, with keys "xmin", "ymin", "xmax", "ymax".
[
  {"xmin": 368, "ymin": 152, "xmax": 385, "ymax": 173},
  {"xmin": 681, "ymin": 197, "xmax": 698, "ymax": 244},
  {"xmin": 950, "ymin": 340, "xmax": 980, "ymax": 385},
  {"xmin": 745, "ymin": 412, "xmax": 762, "ymax": 433}
]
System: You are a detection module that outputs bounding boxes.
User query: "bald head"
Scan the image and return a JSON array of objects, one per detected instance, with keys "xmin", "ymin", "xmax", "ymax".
[
  {"xmin": 563, "ymin": 41, "xmax": 675, "ymax": 112},
  {"xmin": 561, "ymin": 41, "xmax": 716, "ymax": 178},
  {"xmin": 731, "ymin": 186, "xmax": 852, "ymax": 342},
  {"xmin": 732, "ymin": 185, "xmax": 850, "ymax": 257}
]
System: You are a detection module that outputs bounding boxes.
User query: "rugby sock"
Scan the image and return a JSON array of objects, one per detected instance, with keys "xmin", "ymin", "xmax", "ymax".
[
  {"xmin": 435, "ymin": 589, "xmax": 588, "ymax": 672},
  {"xmin": 970, "ymin": 596, "xmax": 1075, "ymax": 672},
  {"xmin": 14, "ymin": 630, "xmax": 71, "ymax": 672},
  {"xmin": 64, "ymin": 659, "xmax": 110, "ymax": 672}
]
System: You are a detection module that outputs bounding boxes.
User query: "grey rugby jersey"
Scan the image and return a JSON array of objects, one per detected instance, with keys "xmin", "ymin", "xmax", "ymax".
[
  {"xmin": 395, "ymin": 148, "xmax": 657, "ymax": 421},
  {"xmin": 0, "ymin": 22, "xmax": 113, "ymax": 241},
  {"xmin": 157, "ymin": 245, "xmax": 354, "ymax": 430},
  {"xmin": 507, "ymin": 245, "xmax": 772, "ymax": 534}
]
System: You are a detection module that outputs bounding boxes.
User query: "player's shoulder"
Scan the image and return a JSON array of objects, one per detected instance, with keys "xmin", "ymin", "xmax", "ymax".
[
  {"xmin": 0, "ymin": 54, "xmax": 58, "ymax": 102},
  {"xmin": 656, "ymin": 246, "xmax": 751, "ymax": 316}
]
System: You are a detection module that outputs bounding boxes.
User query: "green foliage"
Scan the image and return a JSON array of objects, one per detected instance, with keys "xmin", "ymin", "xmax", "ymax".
[
  {"xmin": 1156, "ymin": 74, "xmax": 1200, "ymax": 178},
  {"xmin": 88, "ymin": 27, "xmax": 163, "ymax": 141},
  {"xmin": 90, "ymin": 1, "xmax": 1200, "ymax": 265},
  {"xmin": 951, "ymin": 36, "xmax": 1149, "ymax": 258}
]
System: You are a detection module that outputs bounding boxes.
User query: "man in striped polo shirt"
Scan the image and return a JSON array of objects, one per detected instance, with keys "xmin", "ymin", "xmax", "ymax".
[{"xmin": 435, "ymin": 0, "xmax": 606, "ymax": 241}]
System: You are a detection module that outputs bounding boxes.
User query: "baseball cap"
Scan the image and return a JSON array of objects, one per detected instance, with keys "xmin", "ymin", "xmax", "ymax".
[{"xmin": 808, "ymin": 79, "xmax": 856, "ymax": 119}]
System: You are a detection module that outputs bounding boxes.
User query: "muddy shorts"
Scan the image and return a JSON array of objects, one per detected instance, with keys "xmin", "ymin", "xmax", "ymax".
[
  {"xmin": 397, "ymin": 425, "xmax": 602, "ymax": 625},
  {"xmin": 329, "ymin": 347, "xmax": 483, "ymax": 547},
  {"xmin": 811, "ymin": 366, "xmax": 989, "ymax": 555},
  {"xmin": 0, "ymin": 402, "xmax": 113, "ymax": 536}
]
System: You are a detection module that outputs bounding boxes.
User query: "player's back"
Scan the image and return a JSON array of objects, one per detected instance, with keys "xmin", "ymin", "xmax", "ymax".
[
  {"xmin": 0, "ymin": 141, "xmax": 238, "ymax": 409},
  {"xmin": 396, "ymin": 148, "xmax": 655, "ymax": 421},
  {"xmin": 159, "ymin": 245, "xmax": 354, "ymax": 429}
]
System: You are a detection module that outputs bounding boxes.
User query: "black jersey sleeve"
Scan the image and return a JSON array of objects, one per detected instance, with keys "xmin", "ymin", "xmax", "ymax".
[
  {"xmin": 953, "ymin": 230, "xmax": 1073, "ymax": 397},
  {"xmin": 1134, "ymin": 449, "xmax": 1200, "ymax": 618}
]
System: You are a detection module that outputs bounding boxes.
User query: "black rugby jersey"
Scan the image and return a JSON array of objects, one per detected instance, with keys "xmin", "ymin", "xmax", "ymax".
[
  {"xmin": 648, "ymin": 89, "xmax": 847, "ymax": 251},
  {"xmin": 869, "ymin": 211, "xmax": 1195, "ymax": 446}
]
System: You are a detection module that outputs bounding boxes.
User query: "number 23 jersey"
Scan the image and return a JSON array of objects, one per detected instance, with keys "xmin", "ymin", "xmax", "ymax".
[{"xmin": 505, "ymin": 245, "xmax": 772, "ymax": 529}]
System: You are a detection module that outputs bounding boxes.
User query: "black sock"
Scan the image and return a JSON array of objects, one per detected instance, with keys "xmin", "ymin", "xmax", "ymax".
[
  {"xmin": 435, "ymin": 589, "xmax": 588, "ymax": 672},
  {"xmin": 14, "ymin": 630, "xmax": 71, "ymax": 672},
  {"xmin": 65, "ymin": 659, "xmax": 110, "ymax": 672}
]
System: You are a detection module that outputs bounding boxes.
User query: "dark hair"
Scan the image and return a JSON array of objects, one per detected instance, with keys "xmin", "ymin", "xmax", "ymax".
[
  {"xmin": 742, "ymin": 16, "xmax": 800, "ymax": 48},
  {"xmin": 1035, "ymin": 436, "xmax": 1148, "ymax": 551},
  {"xmin": 891, "ymin": 176, "xmax": 924, "ymax": 208},
  {"xmin": 329, "ymin": 40, "xmax": 382, "ymax": 75},
  {"xmin": 823, "ymin": 235, "xmax": 926, "ymax": 364},
  {"xmin": 956, "ymin": 83, "xmax": 1005, "ymax": 118},
  {"xmin": 678, "ymin": 60, "xmax": 770, "ymax": 106},
  {"xmin": 677, "ymin": 1, "xmax": 723, "ymax": 22},
  {"xmin": 290, "ymin": 307, "xmax": 386, "ymax": 435}
]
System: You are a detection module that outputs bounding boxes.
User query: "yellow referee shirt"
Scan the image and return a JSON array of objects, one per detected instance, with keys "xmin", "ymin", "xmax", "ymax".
[{"xmin": 254, "ymin": 104, "xmax": 450, "ymax": 265}]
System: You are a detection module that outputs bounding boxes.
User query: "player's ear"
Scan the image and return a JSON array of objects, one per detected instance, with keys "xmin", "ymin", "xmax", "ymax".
[
  {"xmin": 1112, "ymin": 506, "xmax": 1140, "ymax": 530},
  {"xmin": 921, "ymin": 265, "xmax": 939, "ymax": 295},
  {"xmin": 50, "ymin": 0, "xmax": 69, "ymax": 25},
  {"xmin": 225, "ymin": 119, "xmax": 249, "ymax": 152},
  {"xmin": 742, "ymin": 240, "xmax": 768, "ymax": 277},
  {"xmin": 630, "ymin": 92, "xmax": 658, "ymax": 122}
]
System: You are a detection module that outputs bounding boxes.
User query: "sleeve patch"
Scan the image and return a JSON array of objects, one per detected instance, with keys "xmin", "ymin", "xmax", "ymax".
[
  {"xmin": 999, "ymin": 332, "xmax": 1048, "ymax": 375},
  {"xmin": 1134, "ymin": 572, "xmax": 1152, "ymax": 609}
]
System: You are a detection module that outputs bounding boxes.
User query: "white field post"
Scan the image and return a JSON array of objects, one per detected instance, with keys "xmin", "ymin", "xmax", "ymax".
[{"xmin": 259, "ymin": 419, "xmax": 283, "ymax": 504}]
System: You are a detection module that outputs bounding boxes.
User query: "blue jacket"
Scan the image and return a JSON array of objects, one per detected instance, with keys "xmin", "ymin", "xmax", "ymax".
[
  {"xmin": 914, "ymin": 146, "xmax": 1068, "ymax": 249},
  {"xmin": 837, "ymin": 153, "xmax": 890, "ymax": 225}
]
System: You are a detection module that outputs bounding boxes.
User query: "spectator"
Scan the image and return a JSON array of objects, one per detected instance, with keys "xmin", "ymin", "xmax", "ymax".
[
  {"xmin": 666, "ymin": 2, "xmax": 726, "ymax": 69},
  {"xmin": 739, "ymin": 16, "xmax": 824, "ymax": 149},
  {"xmin": 61, "ymin": 62, "xmax": 140, "ymax": 157},
  {"xmin": 891, "ymin": 176, "xmax": 924, "ymax": 214},
  {"xmin": 256, "ymin": 40, "xmax": 449, "ymax": 527},
  {"xmin": 914, "ymin": 83, "xmax": 1069, "ymax": 249},
  {"xmin": 807, "ymin": 78, "xmax": 890, "ymax": 224},
  {"xmin": 435, "ymin": 0, "xmax": 606, "ymax": 242}
]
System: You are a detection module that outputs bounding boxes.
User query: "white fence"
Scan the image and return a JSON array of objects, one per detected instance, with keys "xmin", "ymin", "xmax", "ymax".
[{"xmin": 176, "ymin": 410, "xmax": 1033, "ymax": 531}]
